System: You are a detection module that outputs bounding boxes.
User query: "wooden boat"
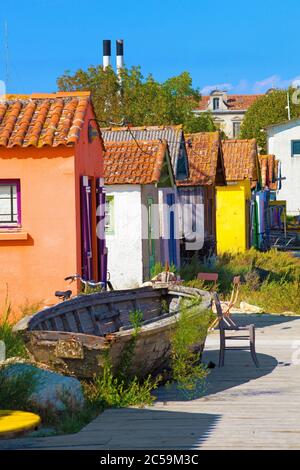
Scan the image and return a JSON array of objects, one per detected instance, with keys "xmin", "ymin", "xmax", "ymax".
[{"xmin": 13, "ymin": 286, "xmax": 211, "ymax": 379}]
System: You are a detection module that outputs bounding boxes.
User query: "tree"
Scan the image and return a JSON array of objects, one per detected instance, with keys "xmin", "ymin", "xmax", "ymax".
[
  {"xmin": 240, "ymin": 88, "xmax": 300, "ymax": 152},
  {"xmin": 57, "ymin": 66, "xmax": 216, "ymax": 133}
]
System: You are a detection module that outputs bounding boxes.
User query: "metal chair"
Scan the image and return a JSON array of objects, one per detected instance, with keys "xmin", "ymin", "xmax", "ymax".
[{"xmin": 213, "ymin": 292, "xmax": 259, "ymax": 368}]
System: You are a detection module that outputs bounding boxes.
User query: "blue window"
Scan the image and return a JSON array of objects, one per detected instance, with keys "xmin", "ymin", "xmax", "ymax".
[{"xmin": 291, "ymin": 140, "xmax": 300, "ymax": 157}]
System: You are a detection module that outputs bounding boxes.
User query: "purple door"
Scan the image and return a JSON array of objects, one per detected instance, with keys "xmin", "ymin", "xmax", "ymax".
[
  {"xmin": 81, "ymin": 176, "xmax": 93, "ymax": 280},
  {"xmin": 96, "ymin": 178, "xmax": 107, "ymax": 284}
]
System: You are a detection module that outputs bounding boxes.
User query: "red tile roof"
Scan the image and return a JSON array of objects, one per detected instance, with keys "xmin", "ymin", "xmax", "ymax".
[
  {"xmin": 0, "ymin": 92, "xmax": 90, "ymax": 148},
  {"xmin": 197, "ymin": 94, "xmax": 262, "ymax": 111},
  {"xmin": 177, "ymin": 132, "xmax": 223, "ymax": 186},
  {"xmin": 104, "ymin": 140, "xmax": 169, "ymax": 185},
  {"xmin": 222, "ymin": 139, "xmax": 258, "ymax": 182},
  {"xmin": 258, "ymin": 154, "xmax": 278, "ymax": 190}
]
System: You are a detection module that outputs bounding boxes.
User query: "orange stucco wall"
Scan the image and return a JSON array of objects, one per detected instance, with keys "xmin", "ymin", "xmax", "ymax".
[
  {"xmin": 0, "ymin": 146, "xmax": 77, "ymax": 318},
  {"xmin": 74, "ymin": 103, "xmax": 104, "ymax": 282},
  {"xmin": 0, "ymin": 102, "xmax": 104, "ymax": 320}
]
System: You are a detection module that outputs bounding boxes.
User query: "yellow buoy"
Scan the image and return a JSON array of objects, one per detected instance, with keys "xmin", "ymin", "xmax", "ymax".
[{"xmin": 0, "ymin": 410, "xmax": 41, "ymax": 439}]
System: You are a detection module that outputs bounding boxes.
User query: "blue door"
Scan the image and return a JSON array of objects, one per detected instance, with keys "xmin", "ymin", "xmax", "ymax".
[{"xmin": 167, "ymin": 193, "xmax": 177, "ymax": 267}]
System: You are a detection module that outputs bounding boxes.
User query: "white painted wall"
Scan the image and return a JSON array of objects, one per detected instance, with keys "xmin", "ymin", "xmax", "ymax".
[
  {"xmin": 267, "ymin": 120, "xmax": 300, "ymax": 214},
  {"xmin": 105, "ymin": 185, "xmax": 143, "ymax": 289}
]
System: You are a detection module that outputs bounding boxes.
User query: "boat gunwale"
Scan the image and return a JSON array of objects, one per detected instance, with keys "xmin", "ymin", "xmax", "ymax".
[
  {"xmin": 13, "ymin": 286, "xmax": 169, "ymax": 332},
  {"xmin": 14, "ymin": 286, "xmax": 211, "ymax": 336}
]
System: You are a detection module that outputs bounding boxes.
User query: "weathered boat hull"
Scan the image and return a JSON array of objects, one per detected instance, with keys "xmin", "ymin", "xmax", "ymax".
[{"xmin": 14, "ymin": 286, "xmax": 211, "ymax": 379}]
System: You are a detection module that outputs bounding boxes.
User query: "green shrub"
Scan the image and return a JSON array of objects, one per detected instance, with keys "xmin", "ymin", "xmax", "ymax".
[
  {"xmin": 169, "ymin": 299, "xmax": 215, "ymax": 398},
  {"xmin": 84, "ymin": 358, "xmax": 160, "ymax": 409},
  {"xmin": 84, "ymin": 309, "xmax": 160, "ymax": 409},
  {"xmin": 180, "ymin": 255, "xmax": 203, "ymax": 281}
]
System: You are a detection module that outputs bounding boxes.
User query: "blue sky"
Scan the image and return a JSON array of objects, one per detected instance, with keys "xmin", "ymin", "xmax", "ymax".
[{"xmin": 0, "ymin": 0, "xmax": 299, "ymax": 95}]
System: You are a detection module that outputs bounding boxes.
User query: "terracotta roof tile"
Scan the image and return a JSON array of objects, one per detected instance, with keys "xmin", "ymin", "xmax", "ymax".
[
  {"xmin": 0, "ymin": 92, "xmax": 90, "ymax": 148},
  {"xmin": 222, "ymin": 139, "xmax": 258, "ymax": 182},
  {"xmin": 101, "ymin": 125, "xmax": 184, "ymax": 169},
  {"xmin": 177, "ymin": 132, "xmax": 222, "ymax": 186},
  {"xmin": 258, "ymin": 154, "xmax": 278, "ymax": 190},
  {"xmin": 197, "ymin": 94, "xmax": 262, "ymax": 111},
  {"xmin": 104, "ymin": 140, "xmax": 168, "ymax": 185}
]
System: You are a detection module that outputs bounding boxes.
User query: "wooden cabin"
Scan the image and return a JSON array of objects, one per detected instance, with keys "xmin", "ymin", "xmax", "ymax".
[
  {"xmin": 217, "ymin": 139, "xmax": 259, "ymax": 253},
  {"xmin": 104, "ymin": 140, "xmax": 175, "ymax": 289},
  {"xmin": 177, "ymin": 132, "xmax": 226, "ymax": 261},
  {"xmin": 102, "ymin": 125, "xmax": 189, "ymax": 269}
]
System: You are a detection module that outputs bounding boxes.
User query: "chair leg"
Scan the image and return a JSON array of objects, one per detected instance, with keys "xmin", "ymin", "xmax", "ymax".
[
  {"xmin": 249, "ymin": 326, "xmax": 259, "ymax": 368},
  {"xmin": 219, "ymin": 331, "xmax": 225, "ymax": 367}
]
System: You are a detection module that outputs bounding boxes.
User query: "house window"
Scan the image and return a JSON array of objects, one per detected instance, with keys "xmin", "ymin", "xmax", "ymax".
[
  {"xmin": 0, "ymin": 180, "xmax": 20, "ymax": 227},
  {"xmin": 233, "ymin": 121, "xmax": 241, "ymax": 138},
  {"xmin": 105, "ymin": 195, "xmax": 114, "ymax": 234},
  {"xmin": 213, "ymin": 97, "xmax": 220, "ymax": 110},
  {"xmin": 291, "ymin": 140, "xmax": 300, "ymax": 157}
]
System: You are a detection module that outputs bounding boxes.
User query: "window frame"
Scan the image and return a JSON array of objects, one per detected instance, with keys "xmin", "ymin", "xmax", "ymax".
[
  {"xmin": 232, "ymin": 121, "xmax": 241, "ymax": 138},
  {"xmin": 0, "ymin": 179, "xmax": 21, "ymax": 228},
  {"xmin": 213, "ymin": 97, "xmax": 220, "ymax": 110},
  {"xmin": 104, "ymin": 195, "xmax": 115, "ymax": 235},
  {"xmin": 291, "ymin": 140, "xmax": 300, "ymax": 157}
]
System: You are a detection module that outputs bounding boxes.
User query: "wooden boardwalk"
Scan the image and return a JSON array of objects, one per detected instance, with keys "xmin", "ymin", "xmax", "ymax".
[{"xmin": 1, "ymin": 313, "xmax": 300, "ymax": 450}]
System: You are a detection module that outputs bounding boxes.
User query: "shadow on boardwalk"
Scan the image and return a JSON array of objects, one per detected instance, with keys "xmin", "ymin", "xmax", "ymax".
[
  {"xmin": 0, "ymin": 408, "xmax": 221, "ymax": 450},
  {"xmin": 156, "ymin": 350, "xmax": 278, "ymax": 402},
  {"xmin": 229, "ymin": 313, "xmax": 300, "ymax": 329}
]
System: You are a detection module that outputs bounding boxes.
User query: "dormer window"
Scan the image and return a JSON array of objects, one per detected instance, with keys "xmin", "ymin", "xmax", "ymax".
[{"xmin": 213, "ymin": 97, "xmax": 220, "ymax": 110}]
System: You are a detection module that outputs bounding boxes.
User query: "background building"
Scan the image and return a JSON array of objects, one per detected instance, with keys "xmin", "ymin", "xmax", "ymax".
[
  {"xmin": 194, "ymin": 90, "xmax": 262, "ymax": 138},
  {"xmin": 266, "ymin": 118, "xmax": 300, "ymax": 215}
]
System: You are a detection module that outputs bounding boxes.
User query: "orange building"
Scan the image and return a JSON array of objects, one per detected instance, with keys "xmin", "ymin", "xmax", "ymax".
[{"xmin": 0, "ymin": 92, "xmax": 105, "ymax": 318}]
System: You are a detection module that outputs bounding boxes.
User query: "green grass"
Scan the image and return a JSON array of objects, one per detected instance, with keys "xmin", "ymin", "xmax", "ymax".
[
  {"xmin": 0, "ymin": 367, "xmax": 38, "ymax": 409},
  {"xmin": 182, "ymin": 249, "xmax": 300, "ymax": 314},
  {"xmin": 0, "ymin": 297, "xmax": 28, "ymax": 359},
  {"xmin": 150, "ymin": 262, "xmax": 177, "ymax": 279}
]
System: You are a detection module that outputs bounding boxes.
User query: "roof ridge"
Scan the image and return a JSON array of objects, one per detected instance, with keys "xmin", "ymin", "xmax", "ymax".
[
  {"xmin": 104, "ymin": 139, "xmax": 163, "ymax": 146},
  {"xmin": 2, "ymin": 92, "xmax": 90, "ymax": 102},
  {"xmin": 102, "ymin": 124, "xmax": 182, "ymax": 131}
]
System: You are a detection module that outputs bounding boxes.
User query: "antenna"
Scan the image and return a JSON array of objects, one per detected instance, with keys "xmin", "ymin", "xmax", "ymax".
[{"xmin": 4, "ymin": 20, "xmax": 9, "ymax": 91}]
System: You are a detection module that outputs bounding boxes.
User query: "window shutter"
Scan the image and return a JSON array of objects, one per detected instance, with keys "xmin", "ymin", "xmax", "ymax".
[
  {"xmin": 96, "ymin": 178, "xmax": 107, "ymax": 284},
  {"xmin": 80, "ymin": 176, "xmax": 93, "ymax": 280}
]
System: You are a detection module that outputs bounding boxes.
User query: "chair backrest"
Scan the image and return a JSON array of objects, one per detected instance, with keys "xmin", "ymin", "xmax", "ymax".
[
  {"xmin": 212, "ymin": 292, "xmax": 223, "ymax": 319},
  {"xmin": 197, "ymin": 272, "xmax": 218, "ymax": 285}
]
